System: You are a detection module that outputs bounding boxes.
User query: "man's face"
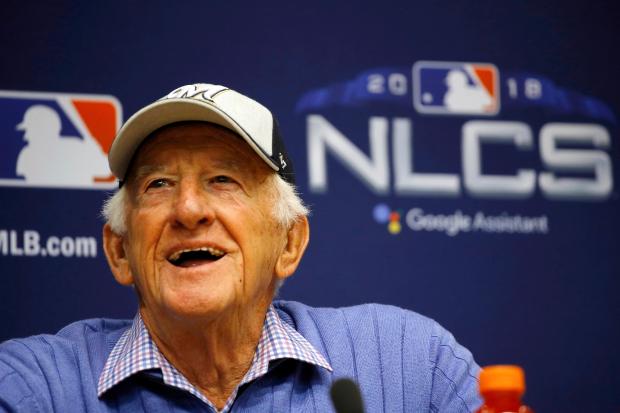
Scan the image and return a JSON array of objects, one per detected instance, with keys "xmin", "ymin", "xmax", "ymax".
[{"xmin": 111, "ymin": 123, "xmax": 290, "ymax": 323}]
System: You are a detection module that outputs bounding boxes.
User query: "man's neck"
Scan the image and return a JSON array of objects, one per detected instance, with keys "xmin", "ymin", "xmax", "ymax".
[{"xmin": 140, "ymin": 302, "xmax": 271, "ymax": 410}]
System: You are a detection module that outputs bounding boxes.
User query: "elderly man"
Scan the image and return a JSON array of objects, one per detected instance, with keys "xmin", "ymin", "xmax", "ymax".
[{"xmin": 0, "ymin": 84, "xmax": 481, "ymax": 412}]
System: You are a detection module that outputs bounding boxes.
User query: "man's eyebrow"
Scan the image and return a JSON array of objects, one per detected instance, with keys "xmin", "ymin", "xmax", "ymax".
[
  {"xmin": 131, "ymin": 156, "xmax": 254, "ymax": 180},
  {"xmin": 210, "ymin": 158, "xmax": 243, "ymax": 172},
  {"xmin": 133, "ymin": 165, "xmax": 166, "ymax": 179}
]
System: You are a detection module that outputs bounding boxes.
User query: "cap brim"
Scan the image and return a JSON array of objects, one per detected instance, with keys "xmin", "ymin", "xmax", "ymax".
[{"xmin": 108, "ymin": 98, "xmax": 279, "ymax": 180}]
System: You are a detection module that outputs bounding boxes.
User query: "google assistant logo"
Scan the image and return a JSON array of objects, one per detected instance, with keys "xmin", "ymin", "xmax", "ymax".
[{"xmin": 373, "ymin": 203, "xmax": 402, "ymax": 234}]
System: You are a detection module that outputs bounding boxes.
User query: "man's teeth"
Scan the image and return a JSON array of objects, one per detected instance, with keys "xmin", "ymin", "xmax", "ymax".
[{"xmin": 168, "ymin": 247, "xmax": 225, "ymax": 262}]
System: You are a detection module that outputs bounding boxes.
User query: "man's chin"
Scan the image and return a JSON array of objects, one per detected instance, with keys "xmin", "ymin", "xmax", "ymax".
[{"xmin": 156, "ymin": 289, "xmax": 236, "ymax": 322}]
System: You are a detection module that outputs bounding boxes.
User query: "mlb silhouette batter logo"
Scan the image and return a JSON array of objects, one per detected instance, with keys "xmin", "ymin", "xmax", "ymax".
[
  {"xmin": 0, "ymin": 90, "xmax": 121, "ymax": 189},
  {"xmin": 413, "ymin": 61, "xmax": 499, "ymax": 115}
]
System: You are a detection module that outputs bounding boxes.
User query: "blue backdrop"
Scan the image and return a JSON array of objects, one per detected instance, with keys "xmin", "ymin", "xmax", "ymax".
[{"xmin": 1, "ymin": 1, "xmax": 618, "ymax": 411}]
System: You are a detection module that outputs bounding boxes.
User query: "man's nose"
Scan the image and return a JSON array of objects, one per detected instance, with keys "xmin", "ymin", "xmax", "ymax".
[{"xmin": 172, "ymin": 182, "xmax": 214, "ymax": 230}]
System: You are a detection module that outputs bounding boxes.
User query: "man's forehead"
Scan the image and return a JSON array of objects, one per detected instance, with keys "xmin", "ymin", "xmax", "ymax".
[
  {"xmin": 133, "ymin": 157, "xmax": 244, "ymax": 177},
  {"xmin": 127, "ymin": 122, "xmax": 268, "ymax": 178}
]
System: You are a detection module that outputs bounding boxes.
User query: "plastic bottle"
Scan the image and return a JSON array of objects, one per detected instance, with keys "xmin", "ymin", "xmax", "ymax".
[{"xmin": 476, "ymin": 365, "xmax": 534, "ymax": 413}]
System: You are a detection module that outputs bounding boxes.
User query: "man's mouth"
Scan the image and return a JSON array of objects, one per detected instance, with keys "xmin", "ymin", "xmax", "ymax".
[{"xmin": 167, "ymin": 247, "xmax": 226, "ymax": 268}]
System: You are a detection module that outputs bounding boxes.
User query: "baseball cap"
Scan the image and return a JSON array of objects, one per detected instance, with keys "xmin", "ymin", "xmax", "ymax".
[{"xmin": 108, "ymin": 83, "xmax": 295, "ymax": 185}]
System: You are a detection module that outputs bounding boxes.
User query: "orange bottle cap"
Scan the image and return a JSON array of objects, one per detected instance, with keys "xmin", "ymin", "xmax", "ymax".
[{"xmin": 479, "ymin": 365, "xmax": 526, "ymax": 395}]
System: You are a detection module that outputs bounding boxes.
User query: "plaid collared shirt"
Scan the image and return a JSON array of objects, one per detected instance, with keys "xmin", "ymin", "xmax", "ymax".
[{"xmin": 97, "ymin": 306, "xmax": 332, "ymax": 413}]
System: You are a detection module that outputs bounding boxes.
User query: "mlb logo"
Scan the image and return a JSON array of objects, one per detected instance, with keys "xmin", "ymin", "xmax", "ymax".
[
  {"xmin": 0, "ymin": 90, "xmax": 122, "ymax": 189},
  {"xmin": 413, "ymin": 61, "xmax": 499, "ymax": 115}
]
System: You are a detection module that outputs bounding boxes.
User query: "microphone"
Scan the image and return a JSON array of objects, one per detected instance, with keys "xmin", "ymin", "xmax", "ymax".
[{"xmin": 330, "ymin": 378, "xmax": 365, "ymax": 413}]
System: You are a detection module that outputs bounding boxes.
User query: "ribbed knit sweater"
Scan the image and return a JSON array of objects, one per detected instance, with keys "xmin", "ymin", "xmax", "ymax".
[{"xmin": 0, "ymin": 301, "xmax": 481, "ymax": 412}]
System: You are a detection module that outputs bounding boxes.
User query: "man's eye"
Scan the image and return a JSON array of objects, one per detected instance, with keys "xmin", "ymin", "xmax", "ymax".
[
  {"xmin": 146, "ymin": 178, "xmax": 170, "ymax": 189},
  {"xmin": 212, "ymin": 175, "xmax": 233, "ymax": 184}
]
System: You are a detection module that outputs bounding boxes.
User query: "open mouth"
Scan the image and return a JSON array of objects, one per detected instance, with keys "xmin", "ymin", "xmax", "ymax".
[{"xmin": 168, "ymin": 247, "xmax": 225, "ymax": 268}]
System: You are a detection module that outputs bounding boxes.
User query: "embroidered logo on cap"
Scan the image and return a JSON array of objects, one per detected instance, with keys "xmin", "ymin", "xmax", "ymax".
[{"xmin": 161, "ymin": 84, "xmax": 228, "ymax": 102}]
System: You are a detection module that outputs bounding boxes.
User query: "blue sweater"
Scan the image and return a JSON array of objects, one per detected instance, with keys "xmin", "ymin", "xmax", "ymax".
[{"xmin": 0, "ymin": 301, "xmax": 481, "ymax": 412}]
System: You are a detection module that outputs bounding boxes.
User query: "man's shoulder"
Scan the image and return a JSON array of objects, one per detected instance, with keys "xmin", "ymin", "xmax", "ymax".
[
  {"xmin": 273, "ymin": 300, "xmax": 481, "ymax": 412},
  {"xmin": 272, "ymin": 300, "xmax": 476, "ymax": 375},
  {"xmin": 56, "ymin": 317, "xmax": 132, "ymax": 338},
  {"xmin": 0, "ymin": 318, "xmax": 131, "ymax": 378},
  {"xmin": 0, "ymin": 318, "xmax": 132, "ymax": 410},
  {"xmin": 274, "ymin": 300, "xmax": 439, "ymax": 334},
  {"xmin": 1, "ymin": 317, "xmax": 131, "ymax": 350},
  {"xmin": 272, "ymin": 299, "xmax": 454, "ymax": 358}
]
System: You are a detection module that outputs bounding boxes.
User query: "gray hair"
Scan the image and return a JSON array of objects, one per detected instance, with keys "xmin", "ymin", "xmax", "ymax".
[{"xmin": 101, "ymin": 174, "xmax": 309, "ymax": 235}]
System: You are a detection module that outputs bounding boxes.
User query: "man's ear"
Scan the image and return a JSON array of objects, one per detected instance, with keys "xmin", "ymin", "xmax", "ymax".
[
  {"xmin": 103, "ymin": 224, "xmax": 134, "ymax": 286},
  {"xmin": 275, "ymin": 216, "xmax": 310, "ymax": 280}
]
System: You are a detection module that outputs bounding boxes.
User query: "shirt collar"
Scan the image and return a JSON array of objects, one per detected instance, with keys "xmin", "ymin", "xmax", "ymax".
[{"xmin": 97, "ymin": 305, "xmax": 332, "ymax": 410}]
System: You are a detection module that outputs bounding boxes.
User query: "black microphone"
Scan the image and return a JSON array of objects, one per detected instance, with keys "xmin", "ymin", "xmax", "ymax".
[{"xmin": 330, "ymin": 378, "xmax": 365, "ymax": 413}]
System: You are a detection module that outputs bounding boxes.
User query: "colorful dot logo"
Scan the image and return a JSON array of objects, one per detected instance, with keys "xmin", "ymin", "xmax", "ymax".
[{"xmin": 373, "ymin": 203, "xmax": 402, "ymax": 234}]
